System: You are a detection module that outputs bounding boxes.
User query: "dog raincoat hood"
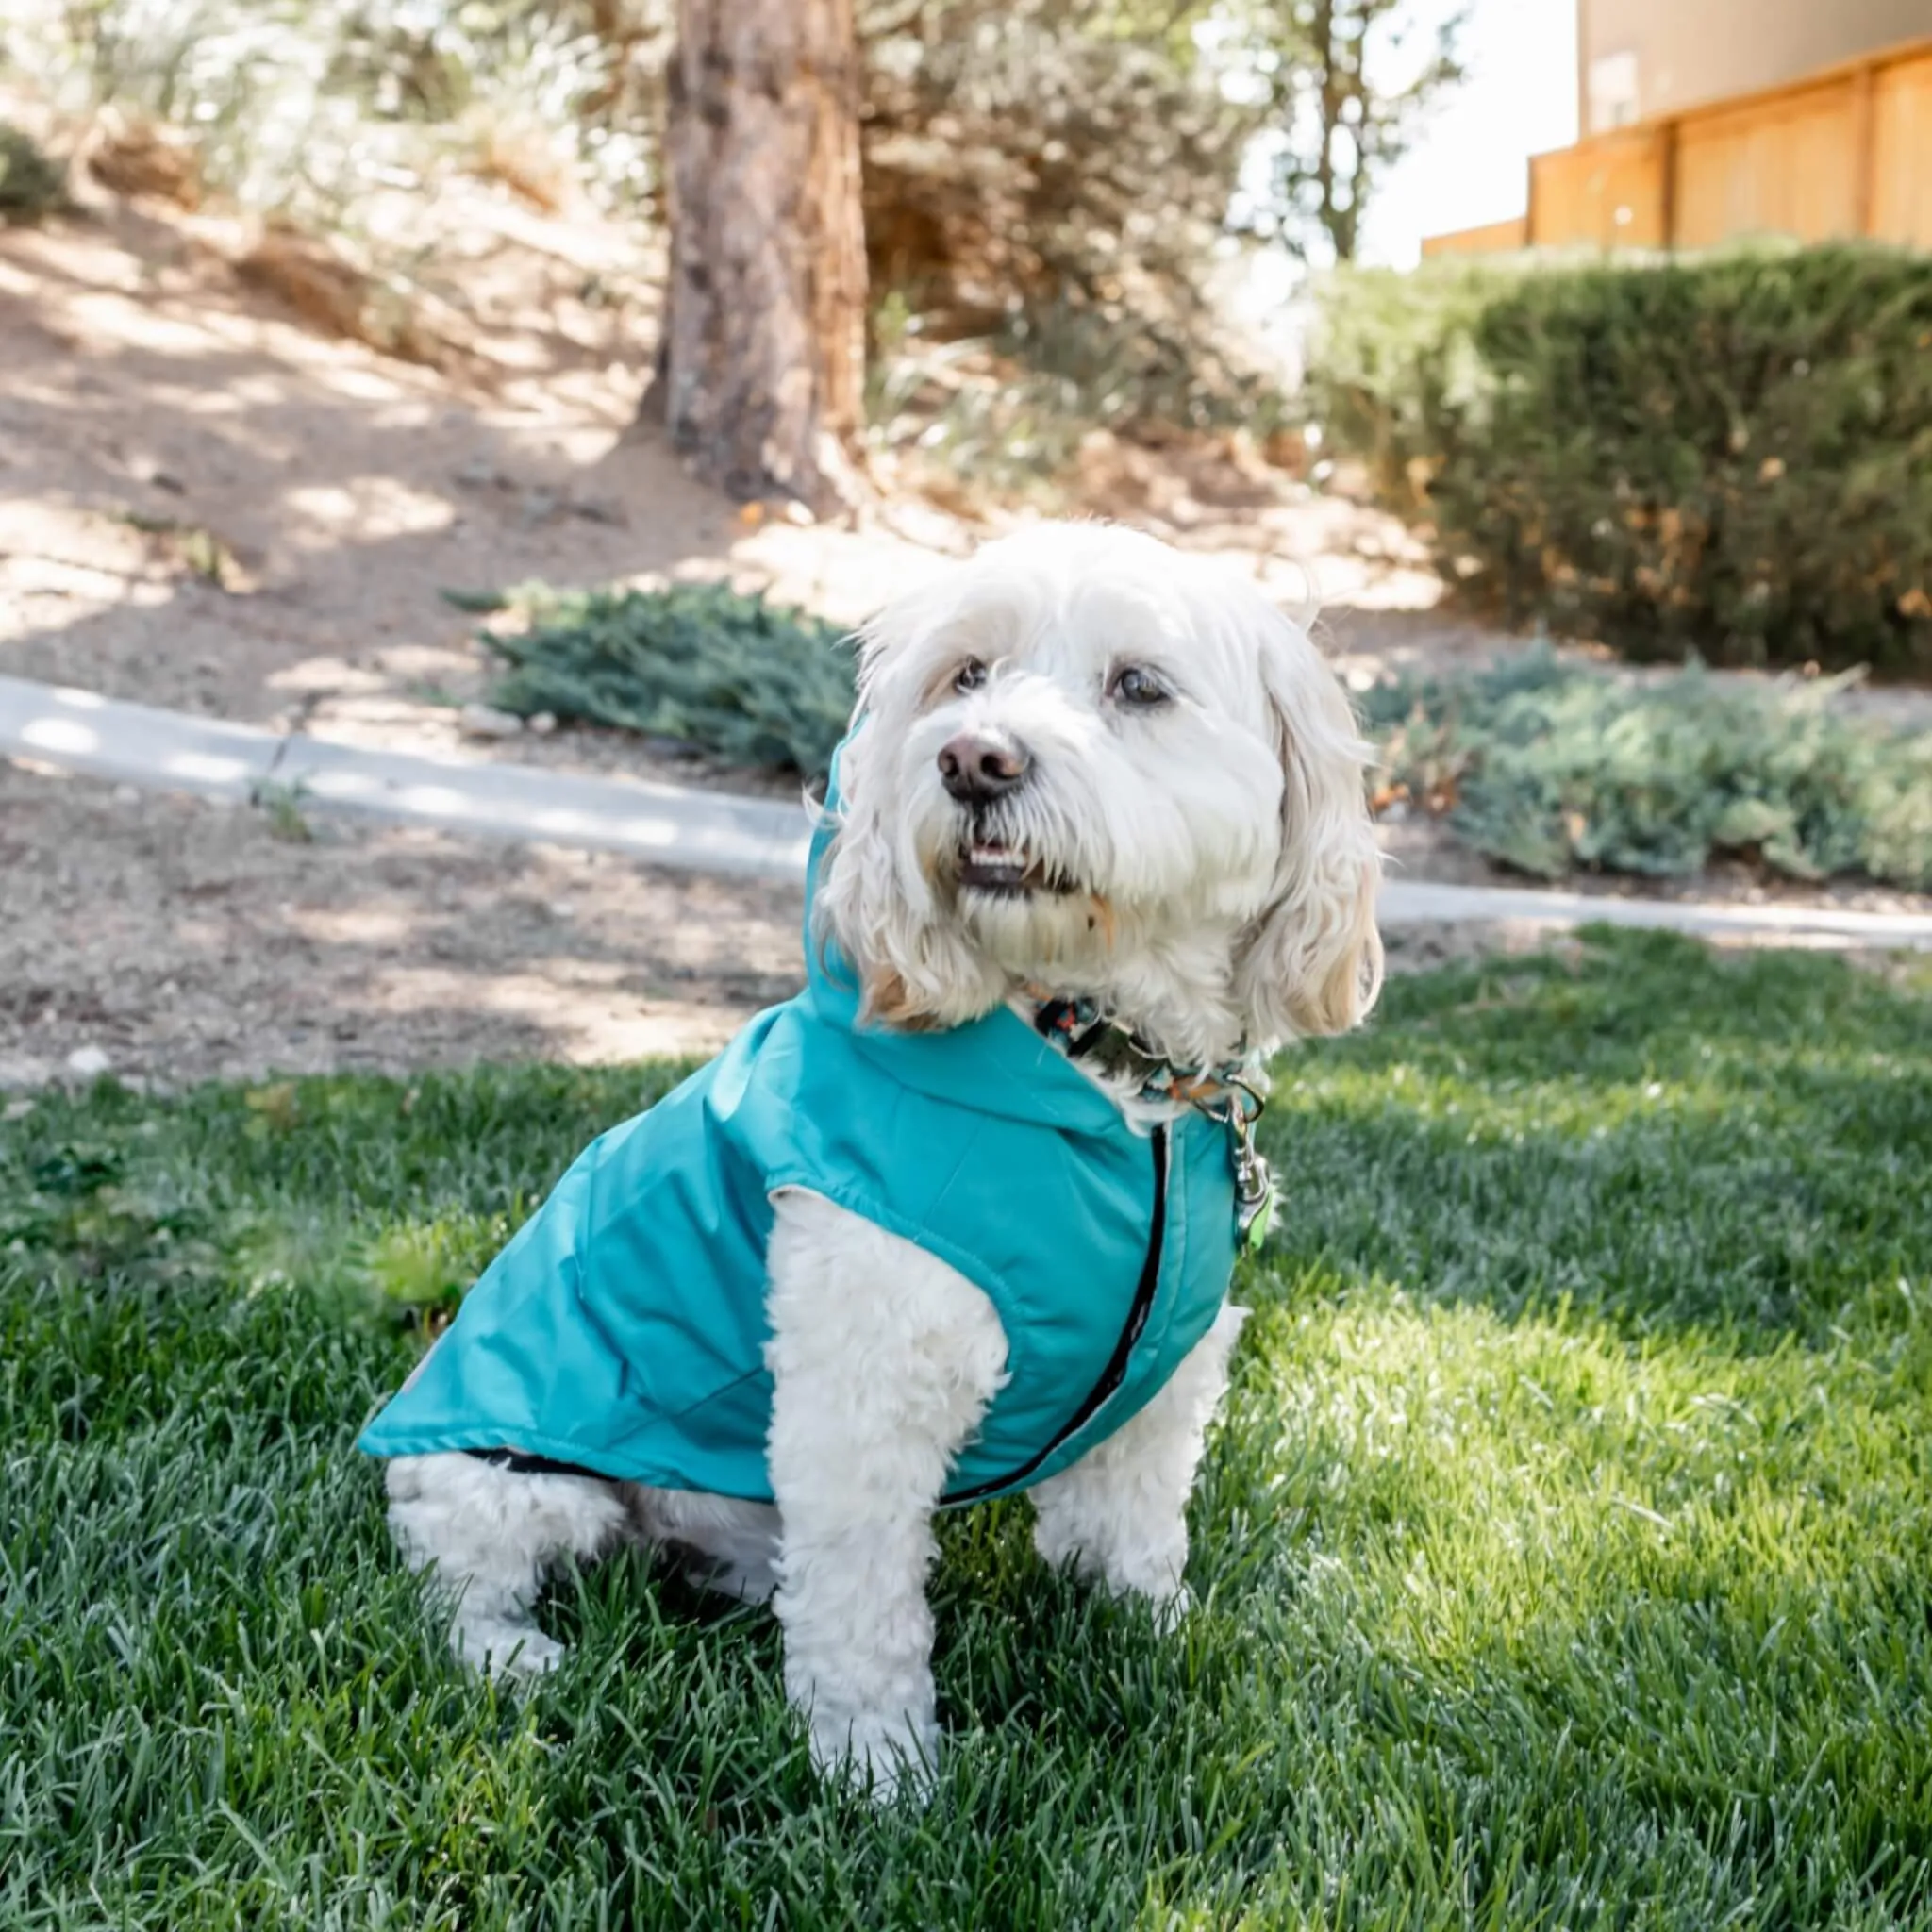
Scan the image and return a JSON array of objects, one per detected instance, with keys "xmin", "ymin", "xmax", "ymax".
[{"xmin": 358, "ymin": 745, "xmax": 1241, "ymax": 1504}]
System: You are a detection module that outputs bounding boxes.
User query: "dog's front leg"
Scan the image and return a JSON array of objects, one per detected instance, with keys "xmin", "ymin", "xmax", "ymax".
[
  {"xmin": 1030, "ymin": 1301, "xmax": 1247, "ymax": 1627},
  {"xmin": 764, "ymin": 1190, "xmax": 1008, "ymax": 1802}
]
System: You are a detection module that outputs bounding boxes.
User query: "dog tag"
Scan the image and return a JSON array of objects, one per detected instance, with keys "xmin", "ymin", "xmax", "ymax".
[{"xmin": 1239, "ymin": 1164, "xmax": 1276, "ymax": 1252}]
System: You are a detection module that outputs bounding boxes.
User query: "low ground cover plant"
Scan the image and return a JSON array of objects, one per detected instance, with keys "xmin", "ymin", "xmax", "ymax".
[
  {"xmin": 480, "ymin": 580, "xmax": 856, "ymax": 778},
  {"xmin": 0, "ymin": 121, "xmax": 66, "ymax": 222},
  {"xmin": 478, "ymin": 585, "xmax": 1932, "ymax": 889},
  {"xmin": 1363, "ymin": 647, "xmax": 1932, "ymax": 888}
]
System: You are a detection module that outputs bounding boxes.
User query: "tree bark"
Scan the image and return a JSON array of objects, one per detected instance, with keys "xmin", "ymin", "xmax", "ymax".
[{"xmin": 649, "ymin": 0, "xmax": 868, "ymax": 514}]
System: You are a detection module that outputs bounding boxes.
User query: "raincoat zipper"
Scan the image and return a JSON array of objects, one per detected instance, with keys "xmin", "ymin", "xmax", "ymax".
[{"xmin": 941, "ymin": 1122, "xmax": 1171, "ymax": 1506}]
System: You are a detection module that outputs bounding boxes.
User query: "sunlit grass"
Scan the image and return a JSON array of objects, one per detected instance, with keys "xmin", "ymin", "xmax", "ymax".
[{"xmin": 3, "ymin": 930, "xmax": 1929, "ymax": 1927}]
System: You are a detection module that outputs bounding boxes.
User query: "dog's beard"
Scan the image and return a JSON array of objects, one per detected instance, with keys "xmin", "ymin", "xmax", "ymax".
[
  {"xmin": 948, "ymin": 801, "xmax": 1080, "ymax": 899},
  {"xmin": 915, "ymin": 796, "xmax": 1123, "ymax": 977},
  {"xmin": 952, "ymin": 879, "xmax": 1115, "ymax": 975}
]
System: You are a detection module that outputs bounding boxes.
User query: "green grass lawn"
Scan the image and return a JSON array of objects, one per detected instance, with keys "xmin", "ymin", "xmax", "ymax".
[{"xmin": 5, "ymin": 931, "xmax": 1931, "ymax": 1929}]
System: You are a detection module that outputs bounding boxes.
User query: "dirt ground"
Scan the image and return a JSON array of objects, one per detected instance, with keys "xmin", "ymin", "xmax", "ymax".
[
  {"xmin": 0, "ymin": 181, "xmax": 1475, "ymax": 741},
  {"xmin": 0, "ymin": 758, "xmax": 807, "ymax": 1091},
  {"xmin": 0, "ymin": 759, "xmax": 1553, "ymax": 1092},
  {"xmin": 2, "ymin": 181, "xmax": 1924, "ymax": 1091}
]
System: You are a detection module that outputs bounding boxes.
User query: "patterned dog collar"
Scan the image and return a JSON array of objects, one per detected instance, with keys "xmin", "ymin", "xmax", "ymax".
[
  {"xmin": 1024, "ymin": 993, "xmax": 1253, "ymax": 1109},
  {"xmin": 1025, "ymin": 992, "xmax": 1276, "ymax": 1248}
]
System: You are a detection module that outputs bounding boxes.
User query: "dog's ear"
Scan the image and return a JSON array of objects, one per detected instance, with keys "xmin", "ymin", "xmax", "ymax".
[
  {"xmin": 812, "ymin": 617, "xmax": 1008, "ymax": 1033},
  {"xmin": 1231, "ymin": 603, "xmax": 1384, "ymax": 1047}
]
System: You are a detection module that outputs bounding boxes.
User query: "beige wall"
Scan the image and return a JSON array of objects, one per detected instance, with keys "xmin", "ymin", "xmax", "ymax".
[{"xmin": 1579, "ymin": 0, "xmax": 1932, "ymax": 127}]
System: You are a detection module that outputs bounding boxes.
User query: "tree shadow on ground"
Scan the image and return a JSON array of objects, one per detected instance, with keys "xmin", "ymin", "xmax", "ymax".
[
  {"xmin": 0, "ymin": 199, "xmax": 939, "ymax": 731},
  {"xmin": 0, "ymin": 760, "xmax": 807, "ymax": 1089}
]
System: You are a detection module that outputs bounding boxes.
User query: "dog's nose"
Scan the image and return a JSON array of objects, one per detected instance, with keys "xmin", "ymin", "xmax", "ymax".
[{"xmin": 938, "ymin": 731, "xmax": 1029, "ymax": 804}]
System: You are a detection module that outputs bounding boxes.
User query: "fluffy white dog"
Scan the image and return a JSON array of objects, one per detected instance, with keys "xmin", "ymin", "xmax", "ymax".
[{"xmin": 369, "ymin": 522, "xmax": 1382, "ymax": 1800}]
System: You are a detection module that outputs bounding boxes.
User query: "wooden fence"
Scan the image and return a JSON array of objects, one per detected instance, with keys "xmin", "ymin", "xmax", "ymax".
[
  {"xmin": 1422, "ymin": 35, "xmax": 1932, "ymax": 258},
  {"xmin": 1419, "ymin": 215, "xmax": 1529, "ymax": 258}
]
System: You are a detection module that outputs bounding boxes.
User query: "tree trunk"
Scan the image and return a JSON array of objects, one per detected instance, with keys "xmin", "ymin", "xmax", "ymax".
[{"xmin": 649, "ymin": 0, "xmax": 868, "ymax": 515}]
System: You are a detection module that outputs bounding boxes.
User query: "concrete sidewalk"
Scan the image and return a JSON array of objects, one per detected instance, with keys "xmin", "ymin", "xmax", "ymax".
[
  {"xmin": 1374, "ymin": 879, "xmax": 1932, "ymax": 948},
  {"xmin": 0, "ymin": 675, "xmax": 813, "ymax": 882},
  {"xmin": 5, "ymin": 673, "xmax": 1929, "ymax": 948}
]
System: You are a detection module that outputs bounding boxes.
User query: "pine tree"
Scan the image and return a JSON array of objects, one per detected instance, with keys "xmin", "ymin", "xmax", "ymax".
[{"xmin": 650, "ymin": 0, "xmax": 869, "ymax": 513}]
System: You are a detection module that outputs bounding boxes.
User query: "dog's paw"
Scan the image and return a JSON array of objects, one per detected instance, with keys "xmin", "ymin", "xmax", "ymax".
[
  {"xmin": 1038, "ymin": 1532, "xmax": 1192, "ymax": 1634},
  {"xmin": 453, "ymin": 1616, "xmax": 566, "ymax": 1681},
  {"xmin": 1149, "ymin": 1582, "xmax": 1191, "ymax": 1637},
  {"xmin": 674, "ymin": 1547, "xmax": 777, "ymax": 1607},
  {"xmin": 808, "ymin": 1708, "xmax": 939, "ymax": 1806}
]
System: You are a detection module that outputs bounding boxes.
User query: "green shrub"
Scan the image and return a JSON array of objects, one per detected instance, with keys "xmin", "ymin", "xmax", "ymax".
[
  {"xmin": 1363, "ymin": 648, "xmax": 1932, "ymax": 889},
  {"xmin": 0, "ymin": 123, "xmax": 67, "ymax": 223},
  {"xmin": 483, "ymin": 581, "xmax": 856, "ymax": 777},
  {"xmin": 470, "ymin": 574, "xmax": 1927, "ymax": 889},
  {"xmin": 1310, "ymin": 245, "xmax": 1932, "ymax": 679}
]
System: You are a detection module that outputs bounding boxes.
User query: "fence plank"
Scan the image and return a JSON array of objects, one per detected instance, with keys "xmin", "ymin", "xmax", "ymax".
[
  {"xmin": 1673, "ymin": 77, "xmax": 1863, "ymax": 249},
  {"xmin": 1872, "ymin": 51, "xmax": 1932, "ymax": 248},
  {"xmin": 1420, "ymin": 217, "xmax": 1528, "ymax": 258},
  {"xmin": 1529, "ymin": 126, "xmax": 1668, "ymax": 248}
]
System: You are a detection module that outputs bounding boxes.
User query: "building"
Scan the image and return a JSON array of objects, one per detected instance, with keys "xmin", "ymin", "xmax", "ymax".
[
  {"xmin": 1580, "ymin": 0, "xmax": 1932, "ymax": 131},
  {"xmin": 1424, "ymin": 4, "xmax": 1932, "ymax": 258}
]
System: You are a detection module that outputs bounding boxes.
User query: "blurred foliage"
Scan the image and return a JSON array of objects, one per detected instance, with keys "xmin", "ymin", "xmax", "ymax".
[
  {"xmin": 1223, "ymin": 0, "xmax": 1465, "ymax": 263},
  {"xmin": 0, "ymin": 119, "xmax": 68, "ymax": 220},
  {"xmin": 863, "ymin": 294, "xmax": 1295, "ymax": 501},
  {"xmin": 7, "ymin": 0, "xmax": 1471, "ymax": 485},
  {"xmin": 484, "ymin": 581, "xmax": 855, "ymax": 777},
  {"xmin": 859, "ymin": 0, "xmax": 1263, "ymax": 414},
  {"xmin": 3, "ymin": 0, "xmax": 1304, "ymax": 447},
  {"xmin": 1310, "ymin": 244, "xmax": 1932, "ymax": 679},
  {"xmin": 1363, "ymin": 647, "xmax": 1932, "ymax": 889},
  {"xmin": 2, "ymin": 0, "xmax": 664, "ymax": 225}
]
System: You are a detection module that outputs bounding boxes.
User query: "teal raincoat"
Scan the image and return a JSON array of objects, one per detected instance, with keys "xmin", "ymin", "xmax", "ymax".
[{"xmin": 358, "ymin": 757, "xmax": 1240, "ymax": 1506}]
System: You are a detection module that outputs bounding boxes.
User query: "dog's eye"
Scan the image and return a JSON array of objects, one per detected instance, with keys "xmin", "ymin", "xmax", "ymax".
[
  {"xmin": 952, "ymin": 658, "xmax": 988, "ymax": 694},
  {"xmin": 1108, "ymin": 665, "xmax": 1170, "ymax": 709}
]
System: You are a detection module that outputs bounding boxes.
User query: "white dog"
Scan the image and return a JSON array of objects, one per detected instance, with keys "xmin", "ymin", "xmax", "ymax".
[{"xmin": 365, "ymin": 522, "xmax": 1382, "ymax": 1800}]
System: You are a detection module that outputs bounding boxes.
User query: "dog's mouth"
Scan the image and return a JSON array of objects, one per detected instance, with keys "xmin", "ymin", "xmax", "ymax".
[{"xmin": 956, "ymin": 837, "xmax": 1077, "ymax": 898}]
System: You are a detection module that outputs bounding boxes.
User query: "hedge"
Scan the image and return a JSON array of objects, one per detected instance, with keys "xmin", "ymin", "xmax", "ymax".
[{"xmin": 1308, "ymin": 245, "xmax": 1932, "ymax": 680}]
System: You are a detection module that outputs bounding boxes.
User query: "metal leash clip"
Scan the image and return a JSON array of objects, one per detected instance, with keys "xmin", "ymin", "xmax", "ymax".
[{"xmin": 1216, "ymin": 1078, "xmax": 1275, "ymax": 1252}]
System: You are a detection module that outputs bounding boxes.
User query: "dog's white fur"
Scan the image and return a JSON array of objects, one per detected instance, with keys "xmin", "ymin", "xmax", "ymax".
[{"xmin": 379, "ymin": 523, "xmax": 1382, "ymax": 1800}]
